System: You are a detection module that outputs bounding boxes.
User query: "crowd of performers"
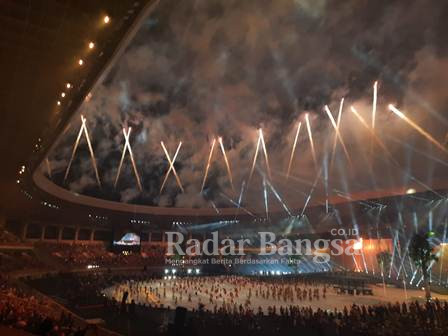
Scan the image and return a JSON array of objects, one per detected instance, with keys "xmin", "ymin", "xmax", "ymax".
[
  {"xmin": 102, "ymin": 275, "xmax": 448, "ymax": 335},
  {"xmin": 104, "ymin": 276, "xmax": 332, "ymax": 313},
  {"xmin": 23, "ymin": 272, "xmax": 448, "ymax": 336}
]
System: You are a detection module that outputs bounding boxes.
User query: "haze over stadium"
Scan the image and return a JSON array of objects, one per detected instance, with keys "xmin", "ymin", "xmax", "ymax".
[{"xmin": 1, "ymin": 1, "xmax": 448, "ymax": 336}]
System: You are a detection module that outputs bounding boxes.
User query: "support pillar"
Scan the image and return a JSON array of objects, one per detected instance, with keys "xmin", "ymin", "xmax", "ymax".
[
  {"xmin": 57, "ymin": 227, "xmax": 63, "ymax": 242},
  {"xmin": 74, "ymin": 227, "xmax": 79, "ymax": 242},
  {"xmin": 40, "ymin": 225, "xmax": 46, "ymax": 241},
  {"xmin": 90, "ymin": 229, "xmax": 95, "ymax": 241},
  {"xmin": 22, "ymin": 223, "xmax": 28, "ymax": 240}
]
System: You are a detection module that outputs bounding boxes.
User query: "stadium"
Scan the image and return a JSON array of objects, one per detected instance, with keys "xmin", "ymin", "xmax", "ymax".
[{"xmin": 1, "ymin": 1, "xmax": 448, "ymax": 335}]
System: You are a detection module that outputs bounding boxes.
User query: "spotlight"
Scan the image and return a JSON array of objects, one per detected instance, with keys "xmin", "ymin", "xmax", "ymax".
[
  {"xmin": 88, "ymin": 42, "xmax": 95, "ymax": 49},
  {"xmin": 66, "ymin": 83, "xmax": 71, "ymax": 89},
  {"xmin": 406, "ymin": 188, "xmax": 416, "ymax": 195},
  {"xmin": 103, "ymin": 15, "xmax": 110, "ymax": 24},
  {"xmin": 195, "ymin": 268, "xmax": 200, "ymax": 274},
  {"xmin": 78, "ymin": 59, "xmax": 84, "ymax": 66},
  {"xmin": 16, "ymin": 180, "xmax": 20, "ymax": 184},
  {"xmin": 171, "ymin": 269, "xmax": 176, "ymax": 274},
  {"xmin": 61, "ymin": 92, "xmax": 65, "ymax": 98},
  {"xmin": 187, "ymin": 269, "xmax": 192, "ymax": 274},
  {"xmin": 353, "ymin": 238, "xmax": 363, "ymax": 250},
  {"xmin": 164, "ymin": 269, "xmax": 169, "ymax": 274},
  {"xmin": 57, "ymin": 101, "xmax": 61, "ymax": 106}
]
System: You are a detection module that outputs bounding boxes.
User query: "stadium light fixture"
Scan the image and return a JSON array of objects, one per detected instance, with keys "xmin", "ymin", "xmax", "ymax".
[
  {"xmin": 406, "ymin": 188, "xmax": 416, "ymax": 195},
  {"xmin": 78, "ymin": 59, "xmax": 84, "ymax": 66},
  {"xmin": 103, "ymin": 15, "xmax": 110, "ymax": 24},
  {"xmin": 353, "ymin": 238, "xmax": 363, "ymax": 250},
  {"xmin": 88, "ymin": 42, "xmax": 95, "ymax": 49}
]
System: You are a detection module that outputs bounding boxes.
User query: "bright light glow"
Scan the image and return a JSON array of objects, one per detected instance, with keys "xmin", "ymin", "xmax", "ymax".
[
  {"xmin": 160, "ymin": 141, "xmax": 184, "ymax": 193},
  {"xmin": 353, "ymin": 238, "xmax": 363, "ymax": 250},
  {"xmin": 187, "ymin": 269, "xmax": 192, "ymax": 274},
  {"xmin": 330, "ymin": 98, "xmax": 344, "ymax": 169},
  {"xmin": 88, "ymin": 42, "xmax": 95, "ymax": 49},
  {"xmin": 324, "ymin": 105, "xmax": 351, "ymax": 165},
  {"xmin": 218, "ymin": 137, "xmax": 234, "ymax": 191},
  {"xmin": 57, "ymin": 101, "xmax": 61, "ymax": 106},
  {"xmin": 286, "ymin": 122, "xmax": 302, "ymax": 179},
  {"xmin": 305, "ymin": 113, "xmax": 318, "ymax": 169},
  {"xmin": 164, "ymin": 269, "xmax": 169, "ymax": 274},
  {"xmin": 248, "ymin": 129, "xmax": 271, "ymax": 183},
  {"xmin": 389, "ymin": 104, "xmax": 448, "ymax": 154},
  {"xmin": 372, "ymin": 81, "xmax": 378, "ymax": 129},
  {"xmin": 406, "ymin": 188, "xmax": 416, "ymax": 195},
  {"xmin": 61, "ymin": 92, "xmax": 65, "ymax": 98},
  {"xmin": 64, "ymin": 115, "xmax": 101, "ymax": 187},
  {"xmin": 114, "ymin": 127, "xmax": 142, "ymax": 191},
  {"xmin": 171, "ymin": 269, "xmax": 176, "ymax": 274},
  {"xmin": 104, "ymin": 16, "xmax": 110, "ymax": 24},
  {"xmin": 66, "ymin": 83, "xmax": 71, "ymax": 89},
  {"xmin": 78, "ymin": 59, "xmax": 84, "ymax": 66},
  {"xmin": 201, "ymin": 138, "xmax": 216, "ymax": 192},
  {"xmin": 248, "ymin": 133, "xmax": 261, "ymax": 183},
  {"xmin": 263, "ymin": 177, "xmax": 269, "ymax": 219},
  {"xmin": 259, "ymin": 129, "xmax": 272, "ymax": 179},
  {"xmin": 16, "ymin": 180, "xmax": 20, "ymax": 184},
  {"xmin": 195, "ymin": 268, "xmax": 200, "ymax": 274},
  {"xmin": 350, "ymin": 105, "xmax": 390, "ymax": 155}
]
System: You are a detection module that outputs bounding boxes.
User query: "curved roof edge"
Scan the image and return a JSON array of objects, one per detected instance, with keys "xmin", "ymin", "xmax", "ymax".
[{"xmin": 33, "ymin": 167, "xmax": 446, "ymax": 218}]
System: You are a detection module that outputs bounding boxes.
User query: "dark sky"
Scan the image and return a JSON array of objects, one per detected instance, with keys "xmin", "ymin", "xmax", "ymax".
[{"xmin": 46, "ymin": 0, "xmax": 448, "ymax": 211}]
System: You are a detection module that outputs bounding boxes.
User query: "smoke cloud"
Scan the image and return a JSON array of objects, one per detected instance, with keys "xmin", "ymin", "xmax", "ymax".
[{"xmin": 48, "ymin": 0, "xmax": 448, "ymax": 211}]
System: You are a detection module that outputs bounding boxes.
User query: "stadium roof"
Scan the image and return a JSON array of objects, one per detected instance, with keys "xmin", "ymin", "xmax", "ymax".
[{"xmin": 3, "ymin": 1, "xmax": 448, "ymax": 223}]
